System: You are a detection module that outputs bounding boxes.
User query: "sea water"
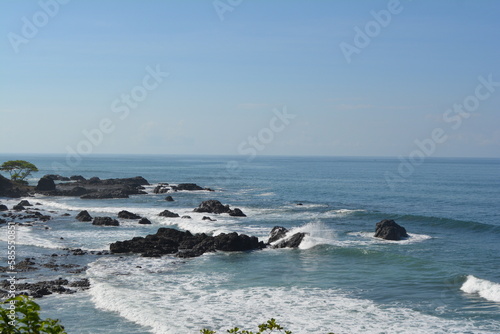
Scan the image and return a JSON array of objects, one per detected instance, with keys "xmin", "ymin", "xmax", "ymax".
[{"xmin": 0, "ymin": 154, "xmax": 499, "ymax": 333}]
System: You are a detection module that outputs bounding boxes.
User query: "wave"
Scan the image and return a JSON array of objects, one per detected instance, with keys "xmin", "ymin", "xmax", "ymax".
[
  {"xmin": 461, "ymin": 275, "xmax": 500, "ymax": 303},
  {"xmin": 348, "ymin": 231, "xmax": 433, "ymax": 245},
  {"xmin": 392, "ymin": 213, "xmax": 500, "ymax": 234},
  {"xmin": 86, "ymin": 257, "xmax": 497, "ymax": 334}
]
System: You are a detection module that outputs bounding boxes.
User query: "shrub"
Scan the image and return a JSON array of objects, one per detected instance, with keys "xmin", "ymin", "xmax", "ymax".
[
  {"xmin": 201, "ymin": 318, "xmax": 335, "ymax": 334},
  {"xmin": 0, "ymin": 295, "xmax": 66, "ymax": 334}
]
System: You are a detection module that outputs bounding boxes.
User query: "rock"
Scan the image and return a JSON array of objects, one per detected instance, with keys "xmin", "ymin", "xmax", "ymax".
[
  {"xmin": 165, "ymin": 196, "xmax": 174, "ymax": 202},
  {"xmin": 229, "ymin": 208, "xmax": 246, "ymax": 217},
  {"xmin": 76, "ymin": 210, "xmax": 93, "ymax": 222},
  {"xmin": 0, "ymin": 174, "xmax": 30, "ymax": 198},
  {"xmin": 154, "ymin": 185, "xmax": 170, "ymax": 194},
  {"xmin": 92, "ymin": 217, "xmax": 120, "ymax": 226},
  {"xmin": 35, "ymin": 177, "xmax": 56, "ymax": 191},
  {"xmin": 374, "ymin": 219, "xmax": 409, "ymax": 241},
  {"xmin": 18, "ymin": 200, "xmax": 32, "ymax": 207},
  {"xmin": 13, "ymin": 204, "xmax": 25, "ymax": 211},
  {"xmin": 66, "ymin": 186, "xmax": 88, "ymax": 196},
  {"xmin": 202, "ymin": 216, "xmax": 216, "ymax": 221},
  {"xmin": 88, "ymin": 177, "xmax": 101, "ymax": 183},
  {"xmin": 172, "ymin": 183, "xmax": 205, "ymax": 191},
  {"xmin": 159, "ymin": 210, "xmax": 180, "ymax": 218},
  {"xmin": 70, "ymin": 175, "xmax": 86, "ymax": 181},
  {"xmin": 0, "ymin": 204, "xmax": 8, "ymax": 211},
  {"xmin": 110, "ymin": 227, "xmax": 265, "ymax": 258},
  {"xmin": 268, "ymin": 226, "xmax": 289, "ymax": 243},
  {"xmin": 80, "ymin": 191, "xmax": 129, "ymax": 199},
  {"xmin": 181, "ymin": 215, "xmax": 191, "ymax": 219},
  {"xmin": 118, "ymin": 210, "xmax": 142, "ymax": 219},
  {"xmin": 194, "ymin": 200, "xmax": 245, "ymax": 217},
  {"xmin": 43, "ymin": 174, "xmax": 71, "ymax": 181},
  {"xmin": 138, "ymin": 218, "xmax": 151, "ymax": 224},
  {"xmin": 273, "ymin": 232, "xmax": 306, "ymax": 248}
]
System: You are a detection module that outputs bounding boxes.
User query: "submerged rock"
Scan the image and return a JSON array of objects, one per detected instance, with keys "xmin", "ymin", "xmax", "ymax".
[
  {"xmin": 267, "ymin": 226, "xmax": 307, "ymax": 249},
  {"xmin": 374, "ymin": 219, "xmax": 409, "ymax": 241}
]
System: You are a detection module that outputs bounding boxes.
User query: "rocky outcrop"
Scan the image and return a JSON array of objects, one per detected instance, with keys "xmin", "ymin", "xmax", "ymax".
[
  {"xmin": 0, "ymin": 174, "xmax": 29, "ymax": 198},
  {"xmin": 35, "ymin": 176, "xmax": 149, "ymax": 199},
  {"xmin": 138, "ymin": 218, "xmax": 151, "ymax": 224},
  {"xmin": 159, "ymin": 210, "xmax": 180, "ymax": 218},
  {"xmin": 165, "ymin": 196, "xmax": 174, "ymax": 202},
  {"xmin": 43, "ymin": 174, "xmax": 71, "ymax": 181},
  {"xmin": 76, "ymin": 210, "xmax": 92, "ymax": 222},
  {"xmin": 118, "ymin": 210, "xmax": 142, "ymax": 219},
  {"xmin": 110, "ymin": 227, "xmax": 265, "ymax": 258},
  {"xmin": 193, "ymin": 200, "xmax": 246, "ymax": 217},
  {"xmin": 0, "ymin": 204, "xmax": 8, "ymax": 211},
  {"xmin": 18, "ymin": 200, "xmax": 32, "ymax": 207},
  {"xmin": 267, "ymin": 226, "xmax": 307, "ymax": 248},
  {"xmin": 374, "ymin": 219, "xmax": 409, "ymax": 241},
  {"xmin": 35, "ymin": 177, "xmax": 56, "ymax": 191},
  {"xmin": 92, "ymin": 217, "xmax": 120, "ymax": 226},
  {"xmin": 0, "ymin": 278, "xmax": 90, "ymax": 299}
]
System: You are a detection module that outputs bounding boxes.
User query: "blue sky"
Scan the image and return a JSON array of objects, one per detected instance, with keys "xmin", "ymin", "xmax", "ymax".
[{"xmin": 1, "ymin": 0, "xmax": 499, "ymax": 158}]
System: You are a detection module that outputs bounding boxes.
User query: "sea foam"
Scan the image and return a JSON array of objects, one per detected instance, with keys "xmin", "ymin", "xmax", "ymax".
[{"xmin": 461, "ymin": 275, "xmax": 500, "ymax": 303}]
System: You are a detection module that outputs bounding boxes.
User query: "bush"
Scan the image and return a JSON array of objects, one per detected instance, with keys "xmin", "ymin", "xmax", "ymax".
[
  {"xmin": 201, "ymin": 318, "xmax": 335, "ymax": 334},
  {"xmin": 0, "ymin": 295, "xmax": 66, "ymax": 334}
]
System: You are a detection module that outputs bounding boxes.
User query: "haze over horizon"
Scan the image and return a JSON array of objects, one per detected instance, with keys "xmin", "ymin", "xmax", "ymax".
[{"xmin": 1, "ymin": 0, "xmax": 499, "ymax": 159}]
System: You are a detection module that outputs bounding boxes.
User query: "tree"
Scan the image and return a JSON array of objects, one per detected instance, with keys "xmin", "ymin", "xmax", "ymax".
[
  {"xmin": 201, "ymin": 318, "xmax": 336, "ymax": 334},
  {"xmin": 0, "ymin": 295, "xmax": 67, "ymax": 334},
  {"xmin": 0, "ymin": 160, "xmax": 38, "ymax": 184}
]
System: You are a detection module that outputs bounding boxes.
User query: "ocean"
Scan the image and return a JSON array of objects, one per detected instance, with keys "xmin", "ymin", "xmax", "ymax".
[{"xmin": 1, "ymin": 154, "xmax": 499, "ymax": 333}]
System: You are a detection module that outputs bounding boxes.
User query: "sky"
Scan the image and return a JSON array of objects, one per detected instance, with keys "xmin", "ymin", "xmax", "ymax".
[{"xmin": 1, "ymin": 0, "xmax": 499, "ymax": 158}]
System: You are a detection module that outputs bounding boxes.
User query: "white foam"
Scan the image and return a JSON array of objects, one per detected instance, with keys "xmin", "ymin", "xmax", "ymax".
[
  {"xmin": 348, "ymin": 232, "xmax": 433, "ymax": 245},
  {"xmin": 0, "ymin": 225, "xmax": 65, "ymax": 249},
  {"xmin": 86, "ymin": 258, "xmax": 493, "ymax": 334},
  {"xmin": 461, "ymin": 275, "xmax": 500, "ymax": 303}
]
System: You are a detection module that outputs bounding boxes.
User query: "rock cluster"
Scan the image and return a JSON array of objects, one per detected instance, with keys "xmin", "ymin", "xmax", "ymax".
[{"xmin": 193, "ymin": 200, "xmax": 246, "ymax": 217}]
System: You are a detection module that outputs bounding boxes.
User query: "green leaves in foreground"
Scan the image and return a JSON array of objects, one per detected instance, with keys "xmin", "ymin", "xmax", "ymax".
[
  {"xmin": 201, "ymin": 318, "xmax": 335, "ymax": 334},
  {"xmin": 0, "ymin": 295, "xmax": 66, "ymax": 334}
]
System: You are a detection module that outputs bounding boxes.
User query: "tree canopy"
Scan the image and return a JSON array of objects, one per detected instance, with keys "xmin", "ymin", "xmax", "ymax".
[{"xmin": 0, "ymin": 160, "xmax": 39, "ymax": 184}]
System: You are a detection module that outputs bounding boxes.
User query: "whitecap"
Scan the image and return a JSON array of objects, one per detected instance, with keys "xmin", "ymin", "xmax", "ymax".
[{"xmin": 461, "ymin": 275, "xmax": 500, "ymax": 303}]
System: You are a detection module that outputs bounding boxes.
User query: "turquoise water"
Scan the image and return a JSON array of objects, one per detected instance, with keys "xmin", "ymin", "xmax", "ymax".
[{"xmin": 1, "ymin": 154, "xmax": 499, "ymax": 333}]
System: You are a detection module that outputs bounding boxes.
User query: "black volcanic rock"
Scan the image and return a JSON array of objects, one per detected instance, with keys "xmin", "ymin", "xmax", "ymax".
[
  {"xmin": 0, "ymin": 204, "xmax": 8, "ymax": 211},
  {"xmin": 374, "ymin": 219, "xmax": 409, "ymax": 241},
  {"xmin": 159, "ymin": 210, "xmax": 180, "ymax": 218},
  {"xmin": 268, "ymin": 226, "xmax": 289, "ymax": 243},
  {"xmin": 273, "ymin": 232, "xmax": 306, "ymax": 248},
  {"xmin": 92, "ymin": 217, "xmax": 120, "ymax": 226},
  {"xmin": 165, "ymin": 196, "xmax": 174, "ymax": 202},
  {"xmin": 35, "ymin": 177, "xmax": 56, "ymax": 192},
  {"xmin": 194, "ymin": 200, "xmax": 246, "ymax": 217},
  {"xmin": 70, "ymin": 175, "xmax": 86, "ymax": 181},
  {"xmin": 118, "ymin": 210, "xmax": 142, "ymax": 219},
  {"xmin": 110, "ymin": 227, "xmax": 265, "ymax": 258},
  {"xmin": 76, "ymin": 210, "xmax": 92, "ymax": 222},
  {"xmin": 228, "ymin": 208, "xmax": 246, "ymax": 217},
  {"xmin": 138, "ymin": 218, "xmax": 151, "ymax": 224},
  {"xmin": 43, "ymin": 174, "xmax": 70, "ymax": 181},
  {"xmin": 18, "ymin": 200, "xmax": 32, "ymax": 207},
  {"xmin": 0, "ymin": 174, "xmax": 28, "ymax": 198}
]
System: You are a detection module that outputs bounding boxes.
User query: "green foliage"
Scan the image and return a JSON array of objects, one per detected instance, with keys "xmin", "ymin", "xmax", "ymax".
[
  {"xmin": 0, "ymin": 160, "xmax": 39, "ymax": 184},
  {"xmin": 0, "ymin": 295, "xmax": 66, "ymax": 334},
  {"xmin": 201, "ymin": 318, "xmax": 335, "ymax": 334}
]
